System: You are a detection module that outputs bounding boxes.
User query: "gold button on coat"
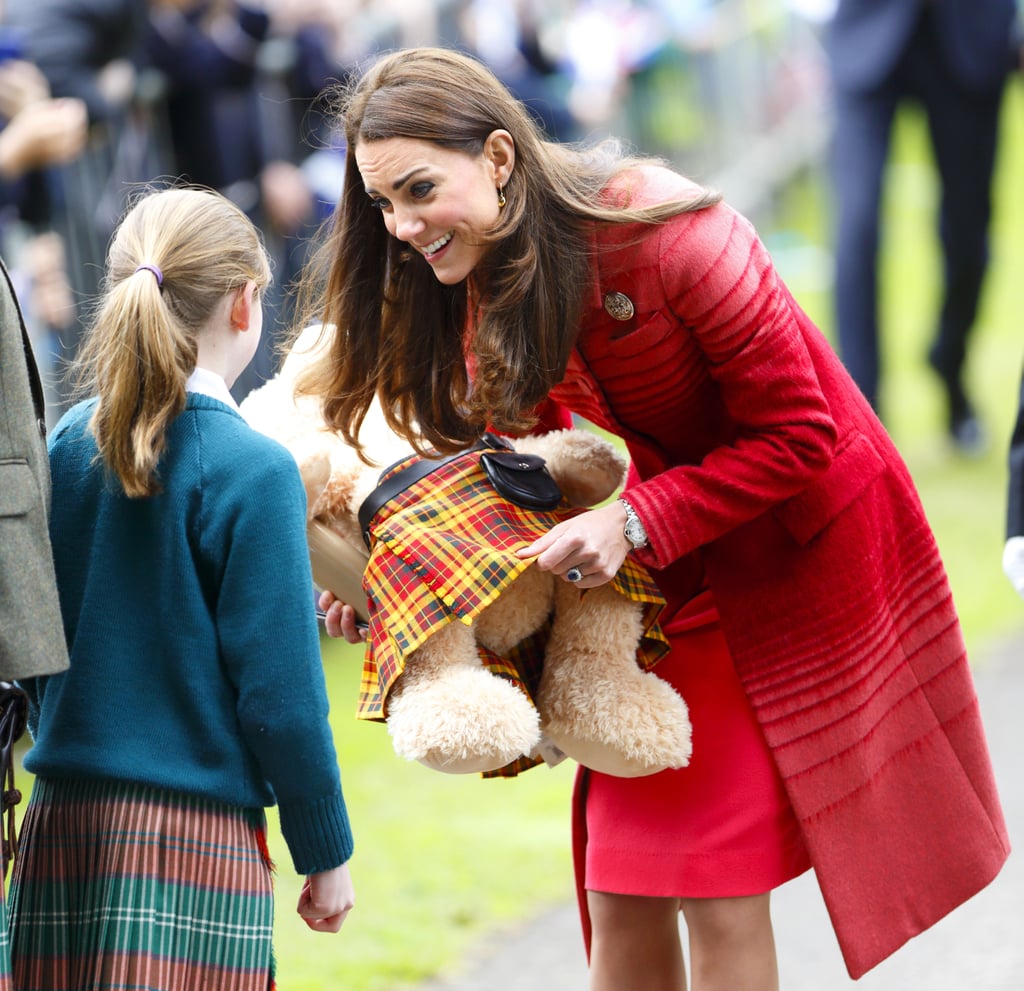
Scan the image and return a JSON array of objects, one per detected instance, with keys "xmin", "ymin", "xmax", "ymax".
[{"xmin": 603, "ymin": 291, "xmax": 635, "ymax": 321}]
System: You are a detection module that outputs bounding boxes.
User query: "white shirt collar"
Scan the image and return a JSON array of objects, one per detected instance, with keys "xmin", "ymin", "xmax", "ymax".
[{"xmin": 186, "ymin": 366, "xmax": 238, "ymax": 410}]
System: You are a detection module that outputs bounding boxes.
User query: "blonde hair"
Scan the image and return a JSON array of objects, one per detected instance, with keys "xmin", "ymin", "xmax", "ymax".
[
  {"xmin": 295, "ymin": 46, "xmax": 720, "ymax": 459},
  {"xmin": 74, "ymin": 186, "xmax": 272, "ymax": 497}
]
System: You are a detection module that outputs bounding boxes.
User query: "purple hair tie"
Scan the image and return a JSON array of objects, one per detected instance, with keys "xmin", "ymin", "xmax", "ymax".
[{"xmin": 134, "ymin": 263, "xmax": 163, "ymax": 286}]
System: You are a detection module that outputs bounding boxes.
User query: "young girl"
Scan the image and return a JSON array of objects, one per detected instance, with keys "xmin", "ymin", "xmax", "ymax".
[{"xmin": 7, "ymin": 187, "xmax": 355, "ymax": 991}]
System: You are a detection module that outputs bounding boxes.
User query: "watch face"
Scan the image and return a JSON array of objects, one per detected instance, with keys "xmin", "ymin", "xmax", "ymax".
[{"xmin": 620, "ymin": 498, "xmax": 647, "ymax": 548}]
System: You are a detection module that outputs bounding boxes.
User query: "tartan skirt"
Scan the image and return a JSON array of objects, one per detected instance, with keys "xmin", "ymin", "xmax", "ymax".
[{"xmin": 6, "ymin": 777, "xmax": 276, "ymax": 991}]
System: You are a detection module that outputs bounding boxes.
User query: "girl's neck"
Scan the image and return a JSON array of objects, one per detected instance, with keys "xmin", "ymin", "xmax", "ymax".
[{"xmin": 186, "ymin": 366, "xmax": 237, "ymax": 409}]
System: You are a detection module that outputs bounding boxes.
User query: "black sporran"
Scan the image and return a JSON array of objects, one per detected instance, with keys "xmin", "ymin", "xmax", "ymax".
[{"xmin": 478, "ymin": 437, "xmax": 563, "ymax": 511}]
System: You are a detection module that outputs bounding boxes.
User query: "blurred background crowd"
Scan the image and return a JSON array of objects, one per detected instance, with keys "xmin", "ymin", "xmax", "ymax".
[{"xmin": 0, "ymin": 0, "xmax": 833, "ymax": 420}]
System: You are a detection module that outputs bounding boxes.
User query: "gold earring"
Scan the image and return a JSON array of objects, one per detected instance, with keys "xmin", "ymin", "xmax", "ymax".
[{"xmin": 497, "ymin": 185, "xmax": 506, "ymax": 208}]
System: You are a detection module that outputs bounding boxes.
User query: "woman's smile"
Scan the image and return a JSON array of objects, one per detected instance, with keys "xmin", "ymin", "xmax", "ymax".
[{"xmin": 420, "ymin": 231, "xmax": 454, "ymax": 259}]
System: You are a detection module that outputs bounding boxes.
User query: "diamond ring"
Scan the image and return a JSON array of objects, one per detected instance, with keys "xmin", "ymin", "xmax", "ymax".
[{"xmin": 566, "ymin": 567, "xmax": 583, "ymax": 583}]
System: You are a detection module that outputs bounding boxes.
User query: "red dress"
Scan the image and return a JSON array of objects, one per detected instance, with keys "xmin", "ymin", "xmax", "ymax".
[{"xmin": 579, "ymin": 588, "xmax": 809, "ymax": 904}]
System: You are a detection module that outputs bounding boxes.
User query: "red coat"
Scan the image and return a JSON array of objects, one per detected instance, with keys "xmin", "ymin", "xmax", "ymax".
[{"xmin": 547, "ymin": 167, "xmax": 1009, "ymax": 978}]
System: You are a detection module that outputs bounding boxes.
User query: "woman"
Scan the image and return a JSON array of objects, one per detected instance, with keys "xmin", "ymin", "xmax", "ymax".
[{"xmin": 301, "ymin": 46, "xmax": 1008, "ymax": 989}]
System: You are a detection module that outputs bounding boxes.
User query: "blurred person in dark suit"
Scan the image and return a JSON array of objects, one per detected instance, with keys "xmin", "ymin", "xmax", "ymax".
[
  {"xmin": 7, "ymin": 0, "xmax": 294, "ymax": 401},
  {"xmin": 4, "ymin": 0, "xmax": 177, "ymax": 404},
  {"xmin": 0, "ymin": 6, "xmax": 89, "ymax": 421},
  {"xmin": 4, "ymin": 0, "xmax": 149, "ymax": 125},
  {"xmin": 827, "ymin": 0, "xmax": 1016, "ymax": 453},
  {"xmin": 146, "ymin": 0, "xmax": 272, "ymax": 202},
  {"xmin": 147, "ymin": 0, "xmax": 357, "ymax": 401}
]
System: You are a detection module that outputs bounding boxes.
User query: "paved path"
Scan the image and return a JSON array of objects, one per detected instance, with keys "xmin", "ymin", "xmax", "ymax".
[{"xmin": 417, "ymin": 631, "xmax": 1024, "ymax": 990}]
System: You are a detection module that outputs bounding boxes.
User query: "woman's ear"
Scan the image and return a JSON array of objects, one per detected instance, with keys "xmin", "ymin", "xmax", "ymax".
[
  {"xmin": 229, "ymin": 281, "xmax": 256, "ymax": 331},
  {"xmin": 484, "ymin": 129, "xmax": 515, "ymax": 187}
]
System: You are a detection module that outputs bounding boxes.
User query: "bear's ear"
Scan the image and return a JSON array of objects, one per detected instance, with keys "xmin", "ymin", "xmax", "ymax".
[{"xmin": 514, "ymin": 429, "xmax": 627, "ymax": 507}]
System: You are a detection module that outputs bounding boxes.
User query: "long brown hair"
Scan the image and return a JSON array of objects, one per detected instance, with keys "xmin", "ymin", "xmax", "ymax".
[
  {"xmin": 74, "ymin": 186, "xmax": 271, "ymax": 497},
  {"xmin": 296, "ymin": 46, "xmax": 719, "ymax": 458}
]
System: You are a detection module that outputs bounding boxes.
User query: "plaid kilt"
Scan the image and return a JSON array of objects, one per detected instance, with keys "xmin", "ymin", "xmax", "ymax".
[
  {"xmin": 358, "ymin": 449, "xmax": 670, "ymax": 775},
  {"xmin": 7, "ymin": 777, "xmax": 275, "ymax": 991}
]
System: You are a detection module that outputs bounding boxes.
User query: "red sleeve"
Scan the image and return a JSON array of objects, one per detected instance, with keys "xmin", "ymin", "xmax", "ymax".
[{"xmin": 620, "ymin": 201, "xmax": 838, "ymax": 570}]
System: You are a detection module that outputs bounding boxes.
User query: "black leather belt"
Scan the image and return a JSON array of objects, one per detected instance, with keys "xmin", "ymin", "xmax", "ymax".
[{"xmin": 357, "ymin": 434, "xmax": 510, "ymax": 549}]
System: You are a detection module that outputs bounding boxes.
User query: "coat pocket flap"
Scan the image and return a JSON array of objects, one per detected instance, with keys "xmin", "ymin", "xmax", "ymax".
[
  {"xmin": 0, "ymin": 461, "xmax": 36, "ymax": 518},
  {"xmin": 773, "ymin": 433, "xmax": 885, "ymax": 546}
]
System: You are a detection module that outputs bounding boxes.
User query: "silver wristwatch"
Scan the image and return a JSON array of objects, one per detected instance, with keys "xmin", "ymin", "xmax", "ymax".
[{"xmin": 619, "ymin": 497, "xmax": 649, "ymax": 550}]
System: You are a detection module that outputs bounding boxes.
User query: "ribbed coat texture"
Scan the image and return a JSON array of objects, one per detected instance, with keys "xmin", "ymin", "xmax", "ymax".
[{"xmin": 548, "ymin": 167, "xmax": 1009, "ymax": 978}]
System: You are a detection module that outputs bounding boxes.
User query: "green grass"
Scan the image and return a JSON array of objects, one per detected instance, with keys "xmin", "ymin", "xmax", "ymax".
[
  {"xmin": 11, "ymin": 78, "xmax": 1024, "ymax": 991},
  {"xmin": 264, "ymin": 647, "xmax": 576, "ymax": 990}
]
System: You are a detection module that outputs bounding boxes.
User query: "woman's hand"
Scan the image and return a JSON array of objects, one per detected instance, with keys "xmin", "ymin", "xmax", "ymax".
[
  {"xmin": 318, "ymin": 588, "xmax": 368, "ymax": 642},
  {"xmin": 297, "ymin": 863, "xmax": 355, "ymax": 933},
  {"xmin": 516, "ymin": 501, "xmax": 631, "ymax": 587}
]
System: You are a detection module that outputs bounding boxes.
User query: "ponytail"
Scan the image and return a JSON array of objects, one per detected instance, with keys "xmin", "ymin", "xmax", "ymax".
[
  {"xmin": 72, "ymin": 186, "xmax": 271, "ymax": 497},
  {"xmin": 79, "ymin": 267, "xmax": 196, "ymax": 496}
]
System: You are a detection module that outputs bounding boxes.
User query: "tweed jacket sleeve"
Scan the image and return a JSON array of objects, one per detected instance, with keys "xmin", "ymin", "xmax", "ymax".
[{"xmin": 0, "ymin": 256, "xmax": 69, "ymax": 680}]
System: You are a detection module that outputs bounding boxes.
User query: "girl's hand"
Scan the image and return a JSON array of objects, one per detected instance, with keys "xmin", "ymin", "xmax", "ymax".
[
  {"xmin": 516, "ymin": 501, "xmax": 631, "ymax": 587},
  {"xmin": 318, "ymin": 588, "xmax": 368, "ymax": 643},
  {"xmin": 298, "ymin": 863, "xmax": 355, "ymax": 933}
]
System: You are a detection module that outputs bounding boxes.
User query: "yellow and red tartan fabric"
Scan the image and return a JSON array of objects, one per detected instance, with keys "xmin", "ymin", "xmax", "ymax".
[{"xmin": 357, "ymin": 449, "xmax": 670, "ymax": 773}]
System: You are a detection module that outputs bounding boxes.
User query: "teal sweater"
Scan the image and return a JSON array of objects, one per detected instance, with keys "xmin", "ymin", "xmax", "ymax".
[{"xmin": 25, "ymin": 394, "xmax": 353, "ymax": 875}]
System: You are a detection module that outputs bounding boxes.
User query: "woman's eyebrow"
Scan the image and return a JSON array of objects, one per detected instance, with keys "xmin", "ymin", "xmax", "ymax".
[{"xmin": 366, "ymin": 167, "xmax": 429, "ymax": 196}]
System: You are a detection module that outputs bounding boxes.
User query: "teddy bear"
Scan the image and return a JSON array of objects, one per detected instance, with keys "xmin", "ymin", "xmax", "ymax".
[{"xmin": 239, "ymin": 326, "xmax": 692, "ymax": 778}]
